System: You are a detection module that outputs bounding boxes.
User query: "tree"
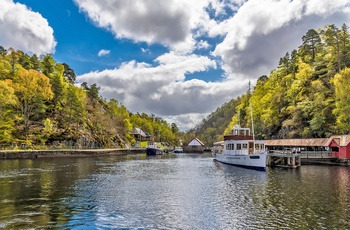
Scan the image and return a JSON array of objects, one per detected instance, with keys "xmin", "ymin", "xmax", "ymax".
[
  {"xmin": 62, "ymin": 63, "xmax": 76, "ymax": 83},
  {"xmin": 62, "ymin": 84, "xmax": 86, "ymax": 130},
  {"xmin": 322, "ymin": 24, "xmax": 341, "ymax": 72},
  {"xmin": 0, "ymin": 80, "xmax": 17, "ymax": 144},
  {"xmin": 81, "ymin": 82, "xmax": 100, "ymax": 100},
  {"xmin": 171, "ymin": 123, "xmax": 179, "ymax": 134},
  {"xmin": 17, "ymin": 51, "xmax": 32, "ymax": 70},
  {"xmin": 0, "ymin": 46, "xmax": 7, "ymax": 56},
  {"xmin": 333, "ymin": 68, "xmax": 350, "ymax": 134},
  {"xmin": 12, "ymin": 68, "xmax": 54, "ymax": 139},
  {"xmin": 301, "ymin": 29, "xmax": 321, "ymax": 63},
  {"xmin": 49, "ymin": 63, "xmax": 68, "ymax": 111},
  {"xmin": 40, "ymin": 54, "xmax": 55, "ymax": 77},
  {"xmin": 30, "ymin": 54, "xmax": 40, "ymax": 71},
  {"xmin": 340, "ymin": 23, "xmax": 350, "ymax": 68}
]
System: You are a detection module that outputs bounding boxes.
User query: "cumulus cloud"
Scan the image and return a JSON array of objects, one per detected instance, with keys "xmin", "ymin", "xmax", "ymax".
[
  {"xmin": 98, "ymin": 49, "xmax": 110, "ymax": 57},
  {"xmin": 0, "ymin": 0, "xmax": 56, "ymax": 54},
  {"xmin": 213, "ymin": 0, "xmax": 350, "ymax": 78},
  {"xmin": 73, "ymin": 0, "xmax": 220, "ymax": 53},
  {"xmin": 79, "ymin": 53, "xmax": 241, "ymax": 112},
  {"xmin": 77, "ymin": 53, "xmax": 249, "ymax": 130},
  {"xmin": 196, "ymin": 40, "xmax": 210, "ymax": 50}
]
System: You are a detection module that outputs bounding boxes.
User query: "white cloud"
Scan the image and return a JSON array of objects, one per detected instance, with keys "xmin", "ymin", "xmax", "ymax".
[
  {"xmin": 98, "ymin": 49, "xmax": 110, "ymax": 57},
  {"xmin": 0, "ymin": 0, "xmax": 56, "ymax": 54},
  {"xmin": 77, "ymin": 53, "xmax": 249, "ymax": 130},
  {"xmin": 196, "ymin": 40, "xmax": 210, "ymax": 50},
  {"xmin": 141, "ymin": 47, "xmax": 149, "ymax": 53},
  {"xmin": 212, "ymin": 0, "xmax": 350, "ymax": 78},
  {"xmin": 164, "ymin": 113, "xmax": 210, "ymax": 132},
  {"xmin": 73, "ymin": 0, "xmax": 220, "ymax": 53}
]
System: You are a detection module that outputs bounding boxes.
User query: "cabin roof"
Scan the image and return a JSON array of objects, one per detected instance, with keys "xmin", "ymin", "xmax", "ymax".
[
  {"xmin": 132, "ymin": 127, "xmax": 147, "ymax": 137},
  {"xmin": 186, "ymin": 137, "xmax": 205, "ymax": 146}
]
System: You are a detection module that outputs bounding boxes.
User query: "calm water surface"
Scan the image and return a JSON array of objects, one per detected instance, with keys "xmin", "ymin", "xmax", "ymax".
[{"xmin": 0, "ymin": 153, "xmax": 349, "ymax": 229}]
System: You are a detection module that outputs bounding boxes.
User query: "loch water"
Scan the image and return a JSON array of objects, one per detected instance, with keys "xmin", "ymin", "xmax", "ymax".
[{"xmin": 0, "ymin": 153, "xmax": 349, "ymax": 229}]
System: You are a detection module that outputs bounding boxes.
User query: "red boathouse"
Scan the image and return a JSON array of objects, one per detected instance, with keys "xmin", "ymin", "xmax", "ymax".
[{"xmin": 265, "ymin": 135, "xmax": 350, "ymax": 160}]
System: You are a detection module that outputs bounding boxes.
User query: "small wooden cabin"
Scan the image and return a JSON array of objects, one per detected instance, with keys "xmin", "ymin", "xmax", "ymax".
[
  {"xmin": 183, "ymin": 137, "xmax": 205, "ymax": 153},
  {"xmin": 132, "ymin": 127, "xmax": 151, "ymax": 141}
]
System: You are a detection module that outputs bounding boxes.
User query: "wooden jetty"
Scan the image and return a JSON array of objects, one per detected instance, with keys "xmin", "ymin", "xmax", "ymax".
[{"xmin": 267, "ymin": 151, "xmax": 301, "ymax": 168}]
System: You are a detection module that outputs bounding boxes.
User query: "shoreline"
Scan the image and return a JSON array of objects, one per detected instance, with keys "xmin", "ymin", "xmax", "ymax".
[
  {"xmin": 1, "ymin": 150, "xmax": 349, "ymax": 167},
  {"xmin": 0, "ymin": 148, "xmax": 146, "ymax": 159}
]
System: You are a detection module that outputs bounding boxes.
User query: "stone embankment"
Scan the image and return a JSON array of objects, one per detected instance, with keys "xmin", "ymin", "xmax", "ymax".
[{"xmin": 0, "ymin": 148, "xmax": 145, "ymax": 159}]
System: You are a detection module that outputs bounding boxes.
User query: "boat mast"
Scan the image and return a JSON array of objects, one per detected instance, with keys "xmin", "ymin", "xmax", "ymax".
[{"xmin": 249, "ymin": 81, "xmax": 255, "ymax": 151}]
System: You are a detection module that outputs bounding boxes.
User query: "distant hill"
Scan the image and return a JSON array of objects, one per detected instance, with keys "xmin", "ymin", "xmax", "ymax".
[
  {"xmin": 191, "ymin": 23, "xmax": 350, "ymax": 145},
  {"xmin": 191, "ymin": 98, "xmax": 240, "ymax": 146}
]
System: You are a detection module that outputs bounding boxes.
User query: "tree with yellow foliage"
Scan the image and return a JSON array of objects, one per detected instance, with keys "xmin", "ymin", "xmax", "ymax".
[
  {"xmin": 12, "ymin": 68, "xmax": 53, "ymax": 139},
  {"xmin": 333, "ymin": 68, "xmax": 350, "ymax": 134}
]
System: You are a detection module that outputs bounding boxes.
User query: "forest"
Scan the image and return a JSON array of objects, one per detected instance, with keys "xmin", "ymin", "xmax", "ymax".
[
  {"xmin": 1, "ymin": 23, "xmax": 350, "ymax": 149},
  {"xmin": 0, "ymin": 47, "xmax": 181, "ymax": 149},
  {"xmin": 194, "ymin": 23, "xmax": 350, "ymax": 146}
]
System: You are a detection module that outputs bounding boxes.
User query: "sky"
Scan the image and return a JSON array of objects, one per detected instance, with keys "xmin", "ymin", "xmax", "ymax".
[{"xmin": 1, "ymin": 0, "xmax": 350, "ymax": 131}]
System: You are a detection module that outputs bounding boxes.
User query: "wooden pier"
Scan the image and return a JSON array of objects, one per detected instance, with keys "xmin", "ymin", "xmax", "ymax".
[{"xmin": 267, "ymin": 151, "xmax": 301, "ymax": 168}]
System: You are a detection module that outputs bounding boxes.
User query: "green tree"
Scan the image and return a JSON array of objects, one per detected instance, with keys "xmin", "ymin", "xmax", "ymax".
[
  {"xmin": 40, "ymin": 54, "xmax": 55, "ymax": 77},
  {"xmin": 12, "ymin": 68, "xmax": 54, "ymax": 139},
  {"xmin": 301, "ymin": 29, "xmax": 321, "ymax": 63},
  {"xmin": 49, "ymin": 63, "xmax": 68, "ymax": 111},
  {"xmin": 62, "ymin": 84, "xmax": 86, "ymax": 131},
  {"xmin": 322, "ymin": 24, "xmax": 341, "ymax": 72},
  {"xmin": 62, "ymin": 63, "xmax": 76, "ymax": 83},
  {"xmin": 333, "ymin": 68, "xmax": 350, "ymax": 134},
  {"xmin": 0, "ymin": 79, "xmax": 17, "ymax": 144}
]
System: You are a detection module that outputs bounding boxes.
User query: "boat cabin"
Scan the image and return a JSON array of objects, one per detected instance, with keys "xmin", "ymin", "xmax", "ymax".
[{"xmin": 223, "ymin": 125, "xmax": 265, "ymax": 155}]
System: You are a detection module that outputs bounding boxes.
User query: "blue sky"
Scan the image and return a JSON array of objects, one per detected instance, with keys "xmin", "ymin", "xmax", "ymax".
[{"xmin": 1, "ymin": 0, "xmax": 350, "ymax": 131}]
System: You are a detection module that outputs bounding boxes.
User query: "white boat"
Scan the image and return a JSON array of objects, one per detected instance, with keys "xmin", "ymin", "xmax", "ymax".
[
  {"xmin": 146, "ymin": 142, "xmax": 164, "ymax": 155},
  {"xmin": 173, "ymin": 147, "xmax": 183, "ymax": 153},
  {"xmin": 214, "ymin": 125, "xmax": 267, "ymax": 170}
]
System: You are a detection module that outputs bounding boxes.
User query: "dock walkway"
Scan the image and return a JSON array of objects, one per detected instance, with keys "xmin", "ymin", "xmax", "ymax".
[{"xmin": 267, "ymin": 151, "xmax": 301, "ymax": 168}]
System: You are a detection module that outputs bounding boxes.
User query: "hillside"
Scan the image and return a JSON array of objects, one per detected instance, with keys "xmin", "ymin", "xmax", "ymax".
[
  {"xmin": 194, "ymin": 23, "xmax": 350, "ymax": 145},
  {"xmin": 0, "ymin": 47, "xmax": 180, "ymax": 149}
]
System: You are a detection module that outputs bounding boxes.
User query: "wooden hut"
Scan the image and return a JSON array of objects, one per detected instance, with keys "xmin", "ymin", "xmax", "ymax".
[{"xmin": 183, "ymin": 137, "xmax": 205, "ymax": 153}]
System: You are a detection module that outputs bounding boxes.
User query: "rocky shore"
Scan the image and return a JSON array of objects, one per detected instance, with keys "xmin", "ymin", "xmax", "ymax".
[{"xmin": 0, "ymin": 148, "xmax": 146, "ymax": 159}]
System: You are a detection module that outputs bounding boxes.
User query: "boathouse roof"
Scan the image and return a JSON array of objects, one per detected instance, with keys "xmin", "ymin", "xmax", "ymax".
[
  {"xmin": 265, "ymin": 135, "xmax": 350, "ymax": 147},
  {"xmin": 265, "ymin": 138, "xmax": 330, "ymax": 147},
  {"xmin": 329, "ymin": 135, "xmax": 350, "ymax": 146}
]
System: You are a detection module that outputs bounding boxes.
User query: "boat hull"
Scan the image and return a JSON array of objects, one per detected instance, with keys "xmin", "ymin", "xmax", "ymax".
[
  {"xmin": 146, "ymin": 148, "xmax": 163, "ymax": 156},
  {"xmin": 215, "ymin": 152, "xmax": 267, "ymax": 171}
]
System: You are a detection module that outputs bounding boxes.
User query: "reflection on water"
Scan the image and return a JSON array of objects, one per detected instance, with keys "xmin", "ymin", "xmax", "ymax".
[{"xmin": 0, "ymin": 154, "xmax": 349, "ymax": 229}]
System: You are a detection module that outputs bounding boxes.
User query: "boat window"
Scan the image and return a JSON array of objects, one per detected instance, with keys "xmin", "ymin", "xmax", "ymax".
[
  {"xmin": 242, "ymin": 143, "xmax": 247, "ymax": 149},
  {"xmin": 250, "ymin": 155, "xmax": 260, "ymax": 159},
  {"xmin": 226, "ymin": 143, "xmax": 235, "ymax": 150},
  {"xmin": 237, "ymin": 144, "xmax": 241, "ymax": 150},
  {"xmin": 255, "ymin": 143, "xmax": 259, "ymax": 150}
]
